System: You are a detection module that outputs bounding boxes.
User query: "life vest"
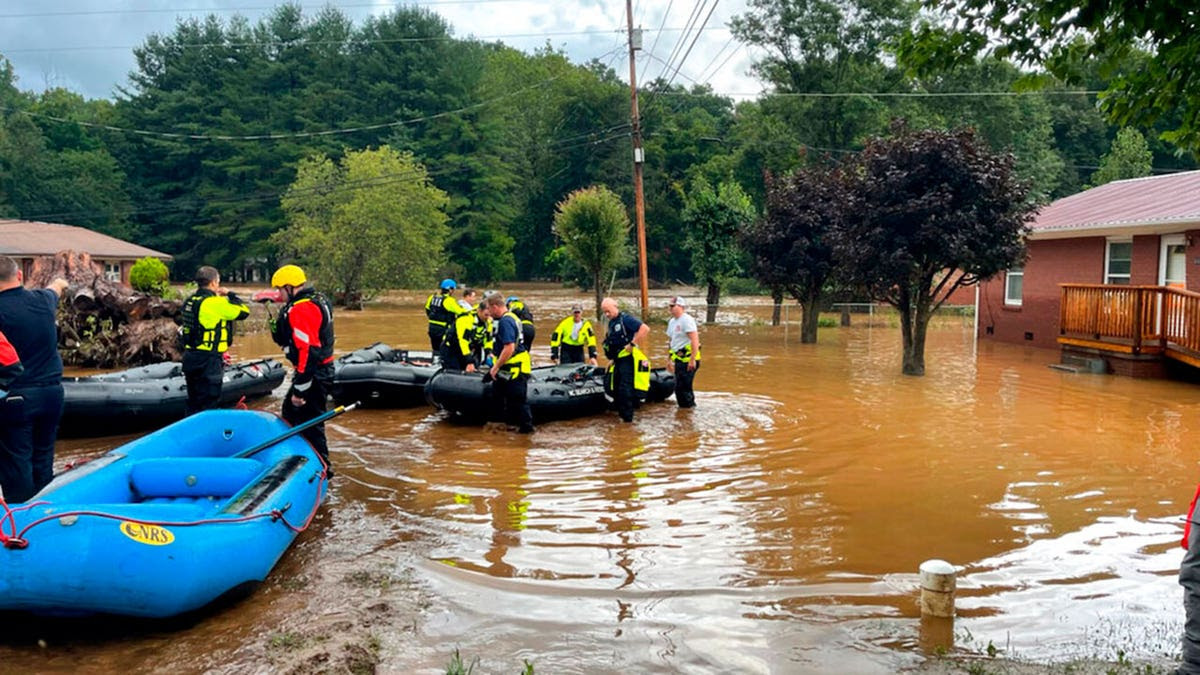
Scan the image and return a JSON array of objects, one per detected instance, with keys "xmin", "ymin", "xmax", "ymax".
[
  {"xmin": 551, "ymin": 316, "xmax": 595, "ymax": 348},
  {"xmin": 607, "ymin": 344, "xmax": 650, "ymax": 392},
  {"xmin": 496, "ymin": 313, "xmax": 531, "ymax": 377},
  {"xmin": 603, "ymin": 312, "xmax": 637, "ymax": 361},
  {"xmin": 179, "ymin": 290, "xmax": 209, "ymax": 350},
  {"xmin": 1185, "ymin": 484, "xmax": 1200, "ymax": 549},
  {"xmin": 273, "ymin": 289, "xmax": 335, "ymax": 367},
  {"xmin": 445, "ymin": 310, "xmax": 486, "ymax": 360},
  {"xmin": 508, "ymin": 299, "xmax": 534, "ymax": 326},
  {"xmin": 180, "ymin": 289, "xmax": 247, "ymax": 353},
  {"xmin": 469, "ymin": 315, "xmax": 493, "ymax": 362},
  {"xmin": 670, "ymin": 343, "xmax": 702, "ymax": 363},
  {"xmin": 425, "ymin": 292, "xmax": 458, "ymax": 328}
]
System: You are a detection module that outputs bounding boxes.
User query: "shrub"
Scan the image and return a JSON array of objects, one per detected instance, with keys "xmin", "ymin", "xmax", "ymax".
[
  {"xmin": 722, "ymin": 276, "xmax": 767, "ymax": 296},
  {"xmin": 129, "ymin": 257, "xmax": 170, "ymax": 294}
]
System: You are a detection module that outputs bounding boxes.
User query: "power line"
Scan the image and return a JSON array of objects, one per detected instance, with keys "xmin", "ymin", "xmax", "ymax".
[
  {"xmin": 4, "ymin": 45, "xmax": 627, "ymax": 142},
  {"xmin": 20, "ymin": 113, "xmax": 634, "ymax": 224},
  {"xmin": 0, "ymin": 1, "xmax": 529, "ymax": 19},
  {"xmin": 1, "ymin": 26, "xmax": 732, "ymax": 54},
  {"xmin": 655, "ymin": 0, "xmax": 706, "ymax": 84},
  {"xmin": 645, "ymin": 0, "xmax": 676, "ymax": 69},
  {"xmin": 661, "ymin": 0, "xmax": 719, "ymax": 91},
  {"xmin": 696, "ymin": 34, "xmax": 737, "ymax": 84},
  {"xmin": 657, "ymin": 89, "xmax": 1104, "ymax": 98}
]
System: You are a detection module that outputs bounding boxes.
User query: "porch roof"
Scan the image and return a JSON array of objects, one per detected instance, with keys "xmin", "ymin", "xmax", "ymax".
[{"xmin": 1029, "ymin": 170, "xmax": 1200, "ymax": 240}]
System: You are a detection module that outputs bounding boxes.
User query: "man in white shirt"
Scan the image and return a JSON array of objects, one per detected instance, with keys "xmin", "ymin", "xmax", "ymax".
[{"xmin": 665, "ymin": 296, "xmax": 701, "ymax": 408}]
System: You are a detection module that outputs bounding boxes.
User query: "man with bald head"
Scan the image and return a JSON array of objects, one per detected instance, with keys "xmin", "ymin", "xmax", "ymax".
[{"xmin": 600, "ymin": 297, "xmax": 649, "ymax": 423}]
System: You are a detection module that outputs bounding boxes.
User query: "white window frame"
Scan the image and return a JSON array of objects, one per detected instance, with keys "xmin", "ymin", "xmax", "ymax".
[
  {"xmin": 1004, "ymin": 267, "xmax": 1024, "ymax": 306},
  {"xmin": 103, "ymin": 261, "xmax": 121, "ymax": 283},
  {"xmin": 1104, "ymin": 238, "xmax": 1133, "ymax": 285}
]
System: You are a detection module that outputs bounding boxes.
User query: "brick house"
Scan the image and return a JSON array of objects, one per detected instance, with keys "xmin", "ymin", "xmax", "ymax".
[
  {"xmin": 976, "ymin": 170, "xmax": 1200, "ymax": 376},
  {"xmin": 0, "ymin": 219, "xmax": 172, "ymax": 286}
]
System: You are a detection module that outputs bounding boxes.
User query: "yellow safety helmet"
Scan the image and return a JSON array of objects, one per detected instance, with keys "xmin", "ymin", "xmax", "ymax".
[{"xmin": 271, "ymin": 264, "xmax": 307, "ymax": 288}]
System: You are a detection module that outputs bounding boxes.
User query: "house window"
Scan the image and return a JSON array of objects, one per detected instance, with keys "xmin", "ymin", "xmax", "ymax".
[
  {"xmin": 104, "ymin": 262, "xmax": 121, "ymax": 283},
  {"xmin": 1105, "ymin": 240, "xmax": 1132, "ymax": 285},
  {"xmin": 1005, "ymin": 267, "xmax": 1023, "ymax": 306}
]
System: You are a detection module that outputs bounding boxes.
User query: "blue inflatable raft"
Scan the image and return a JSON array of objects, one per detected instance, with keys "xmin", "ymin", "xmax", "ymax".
[{"xmin": 0, "ymin": 409, "xmax": 329, "ymax": 618}]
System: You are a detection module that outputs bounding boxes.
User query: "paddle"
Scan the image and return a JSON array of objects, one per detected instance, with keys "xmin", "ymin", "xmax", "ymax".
[{"xmin": 234, "ymin": 402, "xmax": 359, "ymax": 459}]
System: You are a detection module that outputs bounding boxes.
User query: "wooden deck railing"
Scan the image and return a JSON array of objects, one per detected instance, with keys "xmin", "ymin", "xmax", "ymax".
[{"xmin": 1059, "ymin": 284, "xmax": 1200, "ymax": 360}]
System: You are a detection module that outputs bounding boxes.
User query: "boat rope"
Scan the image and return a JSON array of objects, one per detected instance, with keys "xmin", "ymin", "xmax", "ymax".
[
  {"xmin": 0, "ymin": 499, "xmax": 48, "ymax": 549},
  {"xmin": 5, "ymin": 498, "xmax": 321, "ymax": 549},
  {"xmin": 1, "ymin": 460, "xmax": 329, "ymax": 549}
]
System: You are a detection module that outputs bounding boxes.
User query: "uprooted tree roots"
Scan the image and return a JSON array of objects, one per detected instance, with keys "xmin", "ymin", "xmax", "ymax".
[{"xmin": 29, "ymin": 250, "xmax": 183, "ymax": 368}]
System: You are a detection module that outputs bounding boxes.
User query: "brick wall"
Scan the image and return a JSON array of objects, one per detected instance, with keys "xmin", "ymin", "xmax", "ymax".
[
  {"xmin": 978, "ymin": 237, "xmax": 1105, "ymax": 350},
  {"xmin": 980, "ymin": 230, "xmax": 1200, "ymax": 350}
]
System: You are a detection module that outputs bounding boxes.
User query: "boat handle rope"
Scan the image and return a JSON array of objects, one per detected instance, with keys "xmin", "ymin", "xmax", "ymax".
[
  {"xmin": 1, "ymin": 497, "xmax": 322, "ymax": 550},
  {"xmin": 0, "ymin": 404, "xmax": 357, "ymax": 549}
]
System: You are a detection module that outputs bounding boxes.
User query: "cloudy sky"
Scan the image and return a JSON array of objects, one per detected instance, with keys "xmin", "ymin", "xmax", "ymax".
[{"xmin": 1, "ymin": 0, "xmax": 766, "ymax": 101}]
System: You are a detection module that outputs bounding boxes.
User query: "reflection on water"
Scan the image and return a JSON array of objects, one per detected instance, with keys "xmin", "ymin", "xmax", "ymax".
[{"xmin": 10, "ymin": 288, "xmax": 1197, "ymax": 672}]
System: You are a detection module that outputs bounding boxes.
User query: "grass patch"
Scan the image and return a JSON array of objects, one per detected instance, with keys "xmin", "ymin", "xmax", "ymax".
[{"xmin": 267, "ymin": 631, "xmax": 306, "ymax": 650}]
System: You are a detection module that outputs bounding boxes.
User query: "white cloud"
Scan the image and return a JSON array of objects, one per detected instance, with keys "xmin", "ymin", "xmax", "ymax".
[{"xmin": 0, "ymin": 0, "xmax": 766, "ymax": 101}]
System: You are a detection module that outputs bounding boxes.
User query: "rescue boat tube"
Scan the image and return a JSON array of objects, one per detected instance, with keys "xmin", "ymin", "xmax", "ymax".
[
  {"xmin": 329, "ymin": 342, "xmax": 440, "ymax": 408},
  {"xmin": 601, "ymin": 365, "xmax": 676, "ymax": 403},
  {"xmin": 426, "ymin": 364, "xmax": 676, "ymax": 423},
  {"xmin": 59, "ymin": 359, "xmax": 286, "ymax": 438}
]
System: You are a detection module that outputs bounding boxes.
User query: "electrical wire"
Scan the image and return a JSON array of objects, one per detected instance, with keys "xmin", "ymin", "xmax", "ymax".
[
  {"xmin": 5, "ymin": 44, "xmax": 626, "ymax": 142},
  {"xmin": 655, "ymin": 0, "xmax": 706, "ymax": 84},
  {"xmin": 0, "ymin": 0, "xmax": 534, "ymax": 19},
  {"xmin": 660, "ymin": 0, "xmax": 719, "ymax": 91},
  {"xmin": 2, "ymin": 26, "xmax": 731, "ymax": 54}
]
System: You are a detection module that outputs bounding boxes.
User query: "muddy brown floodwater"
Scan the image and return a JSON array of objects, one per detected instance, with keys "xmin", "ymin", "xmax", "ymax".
[{"xmin": 1, "ymin": 285, "xmax": 1193, "ymax": 673}]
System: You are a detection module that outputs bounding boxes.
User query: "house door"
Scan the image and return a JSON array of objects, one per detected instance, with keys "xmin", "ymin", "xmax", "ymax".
[
  {"xmin": 1160, "ymin": 235, "xmax": 1188, "ymax": 340},
  {"xmin": 1160, "ymin": 235, "xmax": 1187, "ymax": 287}
]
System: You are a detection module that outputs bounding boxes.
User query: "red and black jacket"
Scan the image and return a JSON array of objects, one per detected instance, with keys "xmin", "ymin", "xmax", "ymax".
[
  {"xmin": 0, "ymin": 328, "xmax": 23, "ymax": 392},
  {"xmin": 271, "ymin": 288, "xmax": 335, "ymax": 391}
]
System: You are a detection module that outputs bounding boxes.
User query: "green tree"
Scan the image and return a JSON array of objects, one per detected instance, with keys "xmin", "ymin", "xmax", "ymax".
[
  {"xmin": 744, "ymin": 165, "xmax": 845, "ymax": 341},
  {"xmin": 898, "ymin": 0, "xmax": 1200, "ymax": 151},
  {"xmin": 680, "ymin": 177, "xmax": 755, "ymax": 322},
  {"xmin": 1088, "ymin": 127, "xmax": 1153, "ymax": 188},
  {"xmin": 551, "ymin": 185, "xmax": 633, "ymax": 317},
  {"xmin": 730, "ymin": 0, "xmax": 917, "ymax": 152},
  {"xmin": 836, "ymin": 123, "xmax": 1034, "ymax": 375},
  {"xmin": 274, "ymin": 146, "xmax": 449, "ymax": 307}
]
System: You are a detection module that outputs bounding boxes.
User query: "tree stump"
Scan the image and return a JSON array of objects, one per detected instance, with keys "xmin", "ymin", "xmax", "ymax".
[{"xmin": 28, "ymin": 251, "xmax": 183, "ymax": 368}]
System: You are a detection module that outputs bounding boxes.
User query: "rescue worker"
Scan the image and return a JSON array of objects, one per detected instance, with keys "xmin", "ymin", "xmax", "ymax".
[
  {"xmin": 441, "ymin": 301, "xmax": 491, "ymax": 372},
  {"xmin": 425, "ymin": 279, "xmax": 464, "ymax": 351},
  {"xmin": 600, "ymin": 297, "xmax": 650, "ymax": 423},
  {"xmin": 1182, "ymin": 488, "xmax": 1200, "ymax": 673},
  {"xmin": 179, "ymin": 265, "xmax": 250, "ymax": 414},
  {"xmin": 270, "ymin": 264, "xmax": 336, "ymax": 473},
  {"xmin": 467, "ymin": 301, "xmax": 494, "ymax": 370},
  {"xmin": 0, "ymin": 256, "xmax": 68, "ymax": 503},
  {"xmin": 665, "ymin": 296, "xmax": 701, "ymax": 408},
  {"xmin": 506, "ymin": 296, "xmax": 536, "ymax": 352},
  {"xmin": 550, "ymin": 303, "xmax": 597, "ymax": 365},
  {"xmin": 486, "ymin": 293, "xmax": 533, "ymax": 433}
]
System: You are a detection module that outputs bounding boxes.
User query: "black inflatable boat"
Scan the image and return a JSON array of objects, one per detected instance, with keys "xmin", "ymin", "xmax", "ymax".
[
  {"xmin": 425, "ymin": 363, "xmax": 675, "ymax": 423},
  {"xmin": 330, "ymin": 343, "xmax": 441, "ymax": 408},
  {"xmin": 59, "ymin": 358, "xmax": 285, "ymax": 437}
]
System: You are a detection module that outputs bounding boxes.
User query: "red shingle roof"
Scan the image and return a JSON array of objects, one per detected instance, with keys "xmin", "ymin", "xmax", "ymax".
[
  {"xmin": 0, "ymin": 220, "xmax": 171, "ymax": 259},
  {"xmin": 1031, "ymin": 170, "xmax": 1200, "ymax": 235}
]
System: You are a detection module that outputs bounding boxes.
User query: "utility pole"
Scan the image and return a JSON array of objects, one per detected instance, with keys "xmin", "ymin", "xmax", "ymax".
[{"xmin": 625, "ymin": 0, "xmax": 650, "ymax": 319}]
